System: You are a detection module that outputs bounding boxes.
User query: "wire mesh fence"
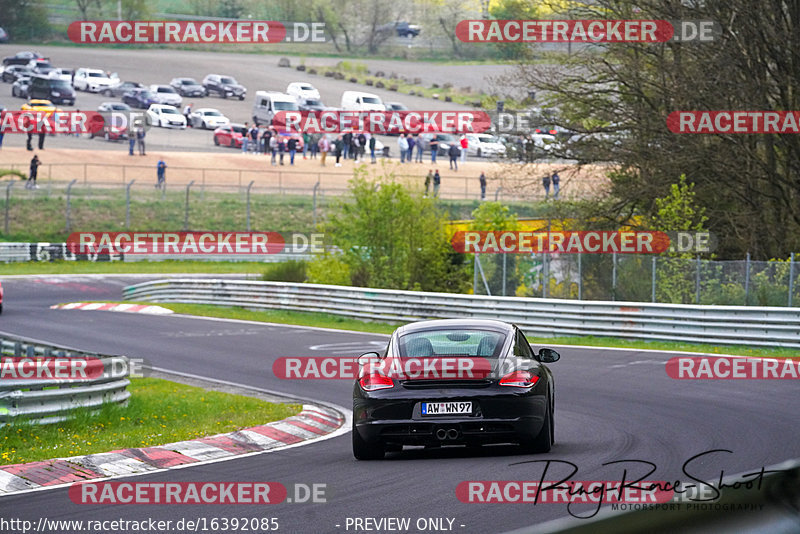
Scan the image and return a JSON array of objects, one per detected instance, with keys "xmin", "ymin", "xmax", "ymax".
[{"xmin": 473, "ymin": 252, "xmax": 800, "ymax": 307}]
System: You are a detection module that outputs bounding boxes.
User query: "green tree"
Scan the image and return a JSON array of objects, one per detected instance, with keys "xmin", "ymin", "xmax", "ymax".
[{"xmin": 310, "ymin": 168, "xmax": 468, "ymax": 292}]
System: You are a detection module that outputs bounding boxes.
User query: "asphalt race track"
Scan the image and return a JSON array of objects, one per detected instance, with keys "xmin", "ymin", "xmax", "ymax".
[{"xmin": 0, "ymin": 275, "xmax": 798, "ymax": 533}]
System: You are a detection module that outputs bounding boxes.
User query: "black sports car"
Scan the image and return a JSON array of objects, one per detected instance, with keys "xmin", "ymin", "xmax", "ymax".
[{"xmin": 352, "ymin": 319, "xmax": 559, "ymax": 460}]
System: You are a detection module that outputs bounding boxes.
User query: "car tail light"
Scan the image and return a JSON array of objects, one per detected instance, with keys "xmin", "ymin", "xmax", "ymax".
[
  {"xmin": 499, "ymin": 370, "xmax": 539, "ymax": 388},
  {"xmin": 359, "ymin": 372, "xmax": 394, "ymax": 391},
  {"xmin": 549, "ymin": 129, "xmax": 558, "ymax": 135}
]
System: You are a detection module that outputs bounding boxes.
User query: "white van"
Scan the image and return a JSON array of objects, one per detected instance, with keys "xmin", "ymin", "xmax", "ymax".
[
  {"xmin": 252, "ymin": 91, "xmax": 298, "ymax": 126},
  {"xmin": 341, "ymin": 91, "xmax": 385, "ymax": 112}
]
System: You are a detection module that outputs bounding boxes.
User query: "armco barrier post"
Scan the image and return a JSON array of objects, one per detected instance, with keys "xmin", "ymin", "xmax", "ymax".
[
  {"xmin": 652, "ymin": 256, "xmax": 657, "ymax": 303},
  {"xmin": 611, "ymin": 252, "xmax": 617, "ymax": 301},
  {"xmin": 4, "ymin": 180, "xmax": 13, "ymax": 234},
  {"xmin": 184, "ymin": 180, "xmax": 195, "ymax": 231},
  {"xmin": 246, "ymin": 180, "xmax": 255, "ymax": 232},
  {"xmin": 745, "ymin": 252, "xmax": 751, "ymax": 305},
  {"xmin": 789, "ymin": 252, "xmax": 795, "ymax": 307},
  {"xmin": 125, "ymin": 179, "xmax": 135, "ymax": 229},
  {"xmin": 65, "ymin": 179, "xmax": 78, "ymax": 233}
]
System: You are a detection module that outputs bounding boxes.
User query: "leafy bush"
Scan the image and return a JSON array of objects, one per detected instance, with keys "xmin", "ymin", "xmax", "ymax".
[{"xmin": 262, "ymin": 260, "xmax": 307, "ymax": 282}]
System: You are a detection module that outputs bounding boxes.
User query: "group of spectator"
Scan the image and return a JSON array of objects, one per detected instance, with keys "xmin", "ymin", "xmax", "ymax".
[{"xmin": 397, "ymin": 133, "xmax": 424, "ymax": 163}]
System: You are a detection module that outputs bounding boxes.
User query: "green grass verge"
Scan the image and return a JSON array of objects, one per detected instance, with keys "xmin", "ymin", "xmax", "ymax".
[
  {"xmin": 0, "ymin": 260, "xmax": 266, "ymax": 275},
  {"xmin": 0, "ymin": 377, "xmax": 301, "ymax": 465},
  {"xmin": 107, "ymin": 301, "xmax": 799, "ymax": 359}
]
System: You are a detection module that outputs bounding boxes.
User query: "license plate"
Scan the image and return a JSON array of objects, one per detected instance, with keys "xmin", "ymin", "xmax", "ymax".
[{"xmin": 421, "ymin": 401, "xmax": 472, "ymax": 416}]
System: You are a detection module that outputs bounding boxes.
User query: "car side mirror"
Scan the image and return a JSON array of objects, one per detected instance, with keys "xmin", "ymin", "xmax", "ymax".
[
  {"xmin": 357, "ymin": 351, "xmax": 382, "ymax": 367},
  {"xmin": 537, "ymin": 348, "xmax": 560, "ymax": 363}
]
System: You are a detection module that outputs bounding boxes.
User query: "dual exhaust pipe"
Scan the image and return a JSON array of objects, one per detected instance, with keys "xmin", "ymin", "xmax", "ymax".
[{"xmin": 435, "ymin": 428, "xmax": 460, "ymax": 441}]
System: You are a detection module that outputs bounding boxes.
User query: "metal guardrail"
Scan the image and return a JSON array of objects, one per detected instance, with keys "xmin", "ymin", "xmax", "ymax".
[
  {"xmin": 0, "ymin": 333, "xmax": 131, "ymax": 426},
  {"xmin": 123, "ymin": 279, "xmax": 800, "ymax": 348}
]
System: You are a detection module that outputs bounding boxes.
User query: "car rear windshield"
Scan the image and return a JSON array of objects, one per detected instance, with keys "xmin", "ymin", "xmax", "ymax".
[
  {"xmin": 203, "ymin": 110, "xmax": 222, "ymax": 116},
  {"xmin": 181, "ymin": 79, "xmax": 197, "ymax": 85},
  {"xmin": 232, "ymin": 126, "xmax": 246, "ymax": 134},
  {"xmin": 88, "ymin": 72, "xmax": 105, "ymax": 77},
  {"xmin": 398, "ymin": 329, "xmax": 507, "ymax": 359},
  {"xmin": 161, "ymin": 108, "xmax": 179, "ymax": 114},
  {"xmin": 51, "ymin": 80, "xmax": 71, "ymax": 88},
  {"xmin": 220, "ymin": 77, "xmax": 236, "ymax": 84}
]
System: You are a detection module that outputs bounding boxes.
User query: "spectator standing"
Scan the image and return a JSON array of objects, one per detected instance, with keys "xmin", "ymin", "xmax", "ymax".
[
  {"xmin": 128, "ymin": 129, "xmax": 136, "ymax": 155},
  {"xmin": 552, "ymin": 172, "xmax": 560, "ymax": 200},
  {"xmin": 261, "ymin": 128, "xmax": 272, "ymax": 155},
  {"xmin": 448, "ymin": 143, "xmax": 459, "ymax": 171},
  {"xmin": 433, "ymin": 169, "xmax": 441, "ymax": 197},
  {"xmin": 425, "ymin": 170, "xmax": 432, "ymax": 196},
  {"xmin": 287, "ymin": 136, "xmax": 298, "ymax": 165},
  {"xmin": 352, "ymin": 134, "xmax": 361, "ymax": 163},
  {"xmin": 342, "ymin": 131, "xmax": 352, "ymax": 160},
  {"xmin": 249, "ymin": 124, "xmax": 259, "ymax": 153},
  {"xmin": 479, "ymin": 172, "xmax": 487, "ymax": 200},
  {"xmin": 302, "ymin": 132, "xmax": 310, "ymax": 159},
  {"xmin": 407, "ymin": 135, "xmax": 416, "ymax": 164},
  {"xmin": 309, "ymin": 133, "xmax": 319, "ymax": 159},
  {"xmin": 269, "ymin": 135, "xmax": 278, "ymax": 165},
  {"xmin": 241, "ymin": 122, "xmax": 250, "ymax": 154},
  {"xmin": 277, "ymin": 136, "xmax": 286, "ymax": 165},
  {"xmin": 460, "ymin": 135, "xmax": 468, "ymax": 163},
  {"xmin": 183, "ymin": 102, "xmax": 193, "ymax": 126},
  {"xmin": 38, "ymin": 130, "xmax": 46, "ymax": 150},
  {"xmin": 319, "ymin": 134, "xmax": 330, "ymax": 166},
  {"xmin": 358, "ymin": 132, "xmax": 367, "ymax": 162},
  {"xmin": 156, "ymin": 159, "xmax": 167, "ymax": 189},
  {"xmin": 26, "ymin": 154, "xmax": 40, "ymax": 189},
  {"xmin": 415, "ymin": 134, "xmax": 424, "ymax": 162},
  {"xmin": 137, "ymin": 128, "xmax": 146, "ymax": 155},
  {"xmin": 398, "ymin": 133, "xmax": 409, "ymax": 163},
  {"xmin": 369, "ymin": 134, "xmax": 377, "ymax": 163},
  {"xmin": 334, "ymin": 135, "xmax": 344, "ymax": 166},
  {"xmin": 429, "ymin": 136, "xmax": 439, "ymax": 163},
  {"xmin": 542, "ymin": 174, "xmax": 551, "ymax": 199}
]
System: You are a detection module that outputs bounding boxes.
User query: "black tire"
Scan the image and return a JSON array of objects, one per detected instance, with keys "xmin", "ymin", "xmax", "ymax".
[
  {"xmin": 352, "ymin": 424, "xmax": 384, "ymax": 460},
  {"xmin": 521, "ymin": 401, "xmax": 552, "ymax": 453},
  {"xmin": 229, "ymin": 139, "xmax": 236, "ymax": 148},
  {"xmin": 477, "ymin": 148, "xmax": 482, "ymax": 157},
  {"xmin": 238, "ymin": 95, "xmax": 244, "ymax": 101},
  {"xmin": 0, "ymin": 303, "xmax": 3, "ymax": 315},
  {"xmin": 214, "ymin": 135, "xmax": 220, "ymax": 146},
  {"xmin": 103, "ymin": 89, "xmax": 112, "ymax": 97}
]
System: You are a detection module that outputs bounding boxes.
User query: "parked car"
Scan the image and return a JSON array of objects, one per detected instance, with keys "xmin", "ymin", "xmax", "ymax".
[
  {"xmin": 47, "ymin": 68, "xmax": 74, "ymax": 83},
  {"xmin": 286, "ymin": 82, "xmax": 320, "ymax": 102},
  {"xmin": 26, "ymin": 58, "xmax": 53, "ymax": 70},
  {"xmin": 29, "ymin": 75, "xmax": 75, "ymax": 105},
  {"xmin": 202, "ymin": 74, "xmax": 246, "ymax": 100},
  {"xmin": 21, "ymin": 99, "xmax": 61, "ymax": 115},
  {"xmin": 377, "ymin": 21, "xmax": 421, "ymax": 38},
  {"xmin": 2, "ymin": 65, "xmax": 33, "ymax": 83},
  {"xmin": 73, "ymin": 68, "xmax": 118, "ymax": 92},
  {"xmin": 384, "ymin": 101, "xmax": 409, "ymax": 112},
  {"xmin": 122, "ymin": 88, "xmax": 159, "ymax": 109},
  {"xmin": 421, "ymin": 133, "xmax": 458, "ymax": 156},
  {"xmin": 341, "ymin": 91, "xmax": 385, "ymax": 112},
  {"xmin": 170, "ymin": 77, "xmax": 206, "ymax": 97},
  {"xmin": 97, "ymin": 102, "xmax": 131, "ymax": 113},
  {"xmin": 11, "ymin": 77, "xmax": 31, "ymax": 98},
  {"xmin": 146, "ymin": 104, "xmax": 187, "ymax": 129},
  {"xmin": 92, "ymin": 107, "xmax": 128, "ymax": 141},
  {"xmin": 3, "ymin": 51, "xmax": 46, "ymax": 67},
  {"xmin": 252, "ymin": 91, "xmax": 298, "ymax": 126},
  {"xmin": 352, "ymin": 319, "xmax": 559, "ymax": 459},
  {"xmin": 0, "ymin": 27, "xmax": 9, "ymax": 44},
  {"xmin": 466, "ymin": 133, "xmax": 507, "ymax": 157},
  {"xmin": 298, "ymin": 98, "xmax": 327, "ymax": 111},
  {"xmin": 149, "ymin": 84, "xmax": 182, "ymax": 106},
  {"xmin": 213, "ymin": 123, "xmax": 247, "ymax": 147},
  {"xmin": 104, "ymin": 81, "xmax": 142, "ymax": 98},
  {"xmin": 189, "ymin": 108, "xmax": 230, "ymax": 129}
]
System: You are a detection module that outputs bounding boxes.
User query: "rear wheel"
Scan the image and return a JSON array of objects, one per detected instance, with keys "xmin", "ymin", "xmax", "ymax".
[
  {"xmin": 521, "ymin": 401, "xmax": 552, "ymax": 453},
  {"xmin": 352, "ymin": 424, "xmax": 384, "ymax": 460},
  {"xmin": 214, "ymin": 135, "xmax": 220, "ymax": 145}
]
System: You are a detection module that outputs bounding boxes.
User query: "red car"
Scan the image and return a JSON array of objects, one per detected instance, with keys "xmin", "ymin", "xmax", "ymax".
[{"xmin": 213, "ymin": 123, "xmax": 247, "ymax": 148}]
